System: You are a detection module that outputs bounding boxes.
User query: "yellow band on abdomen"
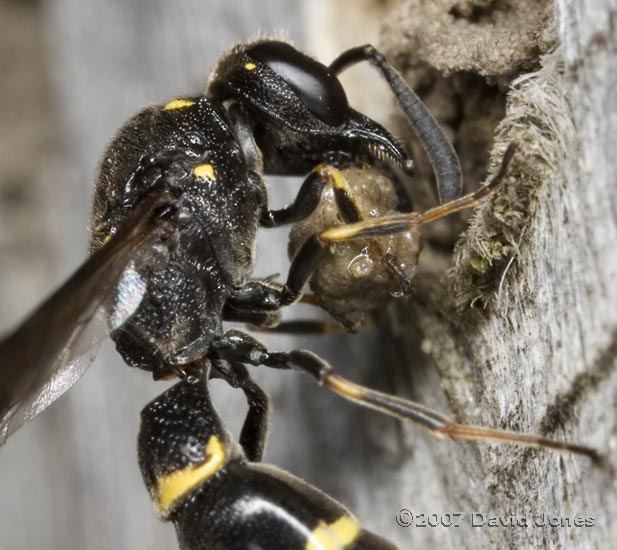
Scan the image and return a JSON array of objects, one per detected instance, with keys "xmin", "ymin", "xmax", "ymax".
[{"xmin": 153, "ymin": 435, "xmax": 226, "ymax": 518}]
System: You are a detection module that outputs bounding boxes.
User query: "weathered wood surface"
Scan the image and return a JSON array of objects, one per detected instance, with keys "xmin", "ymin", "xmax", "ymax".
[
  {"xmin": 1, "ymin": 1, "xmax": 616, "ymax": 550},
  {"xmin": 380, "ymin": 1, "xmax": 617, "ymax": 549}
]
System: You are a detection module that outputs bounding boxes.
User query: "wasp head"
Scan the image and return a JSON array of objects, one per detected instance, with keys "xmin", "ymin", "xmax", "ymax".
[{"xmin": 208, "ymin": 39, "xmax": 413, "ymax": 175}]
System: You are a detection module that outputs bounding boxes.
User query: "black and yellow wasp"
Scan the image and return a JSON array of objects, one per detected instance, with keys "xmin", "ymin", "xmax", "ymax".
[{"xmin": 0, "ymin": 39, "xmax": 599, "ymax": 549}]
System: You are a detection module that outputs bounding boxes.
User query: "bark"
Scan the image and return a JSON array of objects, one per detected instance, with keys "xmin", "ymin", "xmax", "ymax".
[
  {"xmin": 308, "ymin": 0, "xmax": 617, "ymax": 548},
  {"xmin": 380, "ymin": 1, "xmax": 617, "ymax": 548}
]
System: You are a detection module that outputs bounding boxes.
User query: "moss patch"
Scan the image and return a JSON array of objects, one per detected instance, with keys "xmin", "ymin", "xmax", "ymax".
[{"xmin": 448, "ymin": 51, "xmax": 574, "ymax": 309}]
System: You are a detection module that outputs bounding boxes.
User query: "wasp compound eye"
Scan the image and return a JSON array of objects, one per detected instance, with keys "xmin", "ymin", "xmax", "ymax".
[{"xmin": 246, "ymin": 41, "xmax": 349, "ymax": 126}]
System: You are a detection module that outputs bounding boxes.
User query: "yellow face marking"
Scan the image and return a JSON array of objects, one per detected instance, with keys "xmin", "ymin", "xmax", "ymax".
[
  {"xmin": 193, "ymin": 163, "xmax": 216, "ymax": 180},
  {"xmin": 164, "ymin": 98, "xmax": 195, "ymax": 110},
  {"xmin": 244, "ymin": 62, "xmax": 257, "ymax": 70},
  {"xmin": 305, "ymin": 515, "xmax": 361, "ymax": 550},
  {"xmin": 102, "ymin": 235, "xmax": 112, "ymax": 246},
  {"xmin": 153, "ymin": 435, "xmax": 226, "ymax": 518}
]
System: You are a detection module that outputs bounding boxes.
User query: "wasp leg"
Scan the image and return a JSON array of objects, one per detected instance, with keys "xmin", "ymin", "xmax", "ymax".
[
  {"xmin": 228, "ymin": 101, "xmax": 324, "ymax": 228},
  {"xmin": 211, "ymin": 360, "xmax": 270, "ymax": 462},
  {"xmin": 251, "ymin": 319, "xmax": 358, "ymax": 335},
  {"xmin": 330, "ymin": 44, "xmax": 462, "ymax": 204},
  {"xmin": 260, "ymin": 166, "xmax": 332, "ymax": 227},
  {"xmin": 259, "ymin": 161, "xmax": 408, "ymax": 230},
  {"xmin": 227, "ymin": 213, "xmax": 417, "ymax": 310},
  {"xmin": 210, "ymin": 330, "xmax": 602, "ymax": 464},
  {"xmin": 230, "ymin": 227, "xmax": 325, "ymax": 308},
  {"xmin": 319, "ymin": 144, "xmax": 515, "ymax": 243},
  {"xmin": 325, "ymin": 164, "xmax": 413, "ymax": 294},
  {"xmin": 228, "ymin": 145, "xmax": 513, "ymax": 312},
  {"xmin": 228, "ymin": 162, "xmax": 423, "ymax": 311},
  {"xmin": 222, "ymin": 303, "xmax": 281, "ymax": 328},
  {"xmin": 228, "ymin": 103, "xmax": 340, "ymax": 229}
]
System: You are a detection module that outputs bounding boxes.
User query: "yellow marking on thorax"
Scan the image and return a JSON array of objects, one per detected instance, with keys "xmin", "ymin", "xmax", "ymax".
[
  {"xmin": 244, "ymin": 62, "xmax": 257, "ymax": 70},
  {"xmin": 153, "ymin": 435, "xmax": 226, "ymax": 518},
  {"xmin": 193, "ymin": 163, "xmax": 216, "ymax": 180},
  {"xmin": 164, "ymin": 98, "xmax": 196, "ymax": 110},
  {"xmin": 305, "ymin": 515, "xmax": 361, "ymax": 550}
]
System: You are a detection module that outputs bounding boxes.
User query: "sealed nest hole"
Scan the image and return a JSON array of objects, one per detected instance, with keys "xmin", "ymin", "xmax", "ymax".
[{"xmin": 378, "ymin": 0, "xmax": 561, "ymax": 308}]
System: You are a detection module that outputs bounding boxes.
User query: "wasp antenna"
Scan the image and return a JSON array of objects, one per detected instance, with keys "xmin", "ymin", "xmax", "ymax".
[{"xmin": 330, "ymin": 44, "xmax": 462, "ymax": 202}]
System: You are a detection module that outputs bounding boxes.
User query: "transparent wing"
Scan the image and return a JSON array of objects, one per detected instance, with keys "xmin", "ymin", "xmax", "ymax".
[{"xmin": 0, "ymin": 191, "xmax": 175, "ymax": 445}]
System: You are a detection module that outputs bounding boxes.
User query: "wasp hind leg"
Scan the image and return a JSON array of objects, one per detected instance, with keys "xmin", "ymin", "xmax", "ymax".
[{"xmin": 209, "ymin": 330, "xmax": 603, "ymax": 464}]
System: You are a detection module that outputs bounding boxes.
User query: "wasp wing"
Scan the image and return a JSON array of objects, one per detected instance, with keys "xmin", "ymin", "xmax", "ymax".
[{"xmin": 0, "ymin": 191, "xmax": 175, "ymax": 445}]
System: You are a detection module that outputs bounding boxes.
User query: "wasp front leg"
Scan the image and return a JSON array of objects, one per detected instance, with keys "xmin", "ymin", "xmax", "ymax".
[
  {"xmin": 228, "ymin": 163, "xmax": 413, "ymax": 320},
  {"xmin": 227, "ymin": 146, "xmax": 513, "ymax": 319},
  {"xmin": 319, "ymin": 144, "xmax": 515, "ymax": 244}
]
